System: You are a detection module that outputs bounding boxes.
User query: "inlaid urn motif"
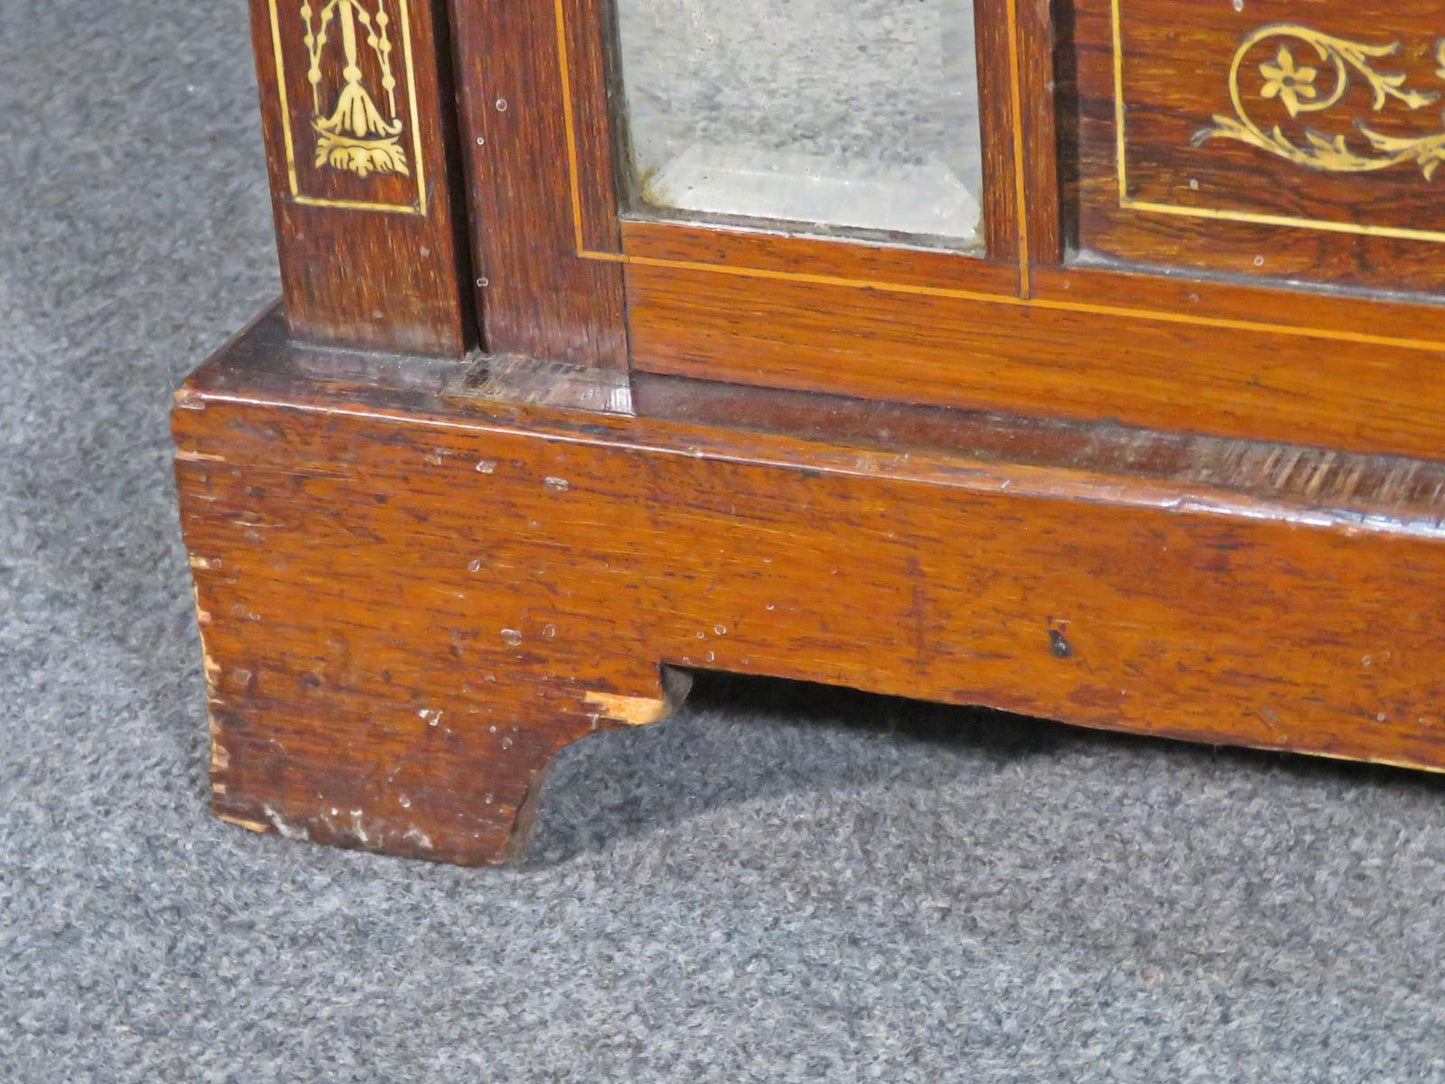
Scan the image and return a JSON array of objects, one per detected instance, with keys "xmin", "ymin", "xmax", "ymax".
[{"xmin": 301, "ymin": 0, "xmax": 410, "ymax": 178}]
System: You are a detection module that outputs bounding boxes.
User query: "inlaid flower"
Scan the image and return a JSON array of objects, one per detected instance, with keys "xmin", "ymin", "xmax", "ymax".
[{"xmin": 1259, "ymin": 46, "xmax": 1319, "ymax": 117}]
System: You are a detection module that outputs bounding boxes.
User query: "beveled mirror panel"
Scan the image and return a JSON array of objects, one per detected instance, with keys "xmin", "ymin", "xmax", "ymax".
[{"xmin": 613, "ymin": 0, "xmax": 986, "ymax": 251}]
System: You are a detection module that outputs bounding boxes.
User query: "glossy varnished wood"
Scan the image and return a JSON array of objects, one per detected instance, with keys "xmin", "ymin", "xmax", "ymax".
[
  {"xmin": 621, "ymin": 242, "xmax": 1445, "ymax": 462},
  {"xmin": 175, "ymin": 314, "xmax": 1445, "ymax": 864}
]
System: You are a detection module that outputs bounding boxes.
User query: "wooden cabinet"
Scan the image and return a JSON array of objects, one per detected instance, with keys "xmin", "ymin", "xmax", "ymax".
[{"xmin": 173, "ymin": 0, "xmax": 1445, "ymax": 865}]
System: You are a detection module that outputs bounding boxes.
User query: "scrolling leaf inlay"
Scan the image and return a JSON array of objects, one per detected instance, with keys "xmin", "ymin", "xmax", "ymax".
[
  {"xmin": 1195, "ymin": 26, "xmax": 1445, "ymax": 180},
  {"xmin": 301, "ymin": 0, "xmax": 410, "ymax": 178}
]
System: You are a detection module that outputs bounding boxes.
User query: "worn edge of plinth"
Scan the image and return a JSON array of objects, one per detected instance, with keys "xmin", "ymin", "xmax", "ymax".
[
  {"xmin": 172, "ymin": 309, "xmax": 1445, "ymax": 864},
  {"xmin": 178, "ymin": 308, "xmax": 1445, "ymax": 542}
]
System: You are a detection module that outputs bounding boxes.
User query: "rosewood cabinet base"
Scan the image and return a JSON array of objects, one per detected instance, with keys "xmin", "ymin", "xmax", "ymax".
[{"xmin": 175, "ymin": 311, "xmax": 1445, "ymax": 865}]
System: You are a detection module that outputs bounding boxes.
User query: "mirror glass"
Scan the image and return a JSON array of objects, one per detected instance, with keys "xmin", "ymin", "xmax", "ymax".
[{"xmin": 613, "ymin": 0, "xmax": 985, "ymax": 251}]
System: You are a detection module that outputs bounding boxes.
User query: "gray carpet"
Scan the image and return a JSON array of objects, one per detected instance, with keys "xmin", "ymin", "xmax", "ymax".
[{"xmin": 5, "ymin": 1, "xmax": 1445, "ymax": 1080}]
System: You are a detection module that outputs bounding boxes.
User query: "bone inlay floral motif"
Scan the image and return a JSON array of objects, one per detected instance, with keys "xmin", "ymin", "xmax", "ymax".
[
  {"xmin": 301, "ymin": 0, "xmax": 409, "ymax": 178},
  {"xmin": 1196, "ymin": 26, "xmax": 1445, "ymax": 180}
]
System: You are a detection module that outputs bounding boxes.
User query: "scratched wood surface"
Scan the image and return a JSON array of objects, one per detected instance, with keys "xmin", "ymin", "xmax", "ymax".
[{"xmin": 174, "ymin": 314, "xmax": 1445, "ymax": 865}]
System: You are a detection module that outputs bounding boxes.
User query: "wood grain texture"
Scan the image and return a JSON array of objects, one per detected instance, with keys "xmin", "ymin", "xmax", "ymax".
[
  {"xmin": 621, "ymin": 201, "xmax": 1445, "ymax": 351},
  {"xmin": 974, "ymin": 0, "xmax": 1025, "ymax": 276},
  {"xmin": 448, "ymin": 0, "xmax": 628, "ymax": 367},
  {"xmin": 1030, "ymin": 261, "xmax": 1445, "ymax": 347},
  {"xmin": 1018, "ymin": 0, "xmax": 1063, "ymax": 268},
  {"xmin": 559, "ymin": 0, "xmax": 628, "ymax": 254},
  {"xmin": 623, "ymin": 255, "xmax": 1445, "ymax": 462},
  {"xmin": 175, "ymin": 312, "xmax": 1445, "ymax": 865},
  {"xmin": 247, "ymin": 0, "xmax": 474, "ymax": 355},
  {"xmin": 620, "ymin": 219, "xmax": 1020, "ymax": 296},
  {"xmin": 1067, "ymin": 0, "xmax": 1445, "ymax": 296}
]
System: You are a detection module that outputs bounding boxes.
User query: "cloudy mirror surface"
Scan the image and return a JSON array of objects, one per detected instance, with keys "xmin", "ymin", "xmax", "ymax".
[{"xmin": 614, "ymin": 0, "xmax": 985, "ymax": 250}]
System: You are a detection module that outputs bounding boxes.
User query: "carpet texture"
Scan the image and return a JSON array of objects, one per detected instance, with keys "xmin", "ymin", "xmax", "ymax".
[{"xmin": 5, "ymin": 1, "xmax": 1445, "ymax": 1080}]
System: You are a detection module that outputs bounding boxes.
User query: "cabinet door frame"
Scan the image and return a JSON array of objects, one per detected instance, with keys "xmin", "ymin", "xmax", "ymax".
[{"xmin": 449, "ymin": 0, "xmax": 1445, "ymax": 462}]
